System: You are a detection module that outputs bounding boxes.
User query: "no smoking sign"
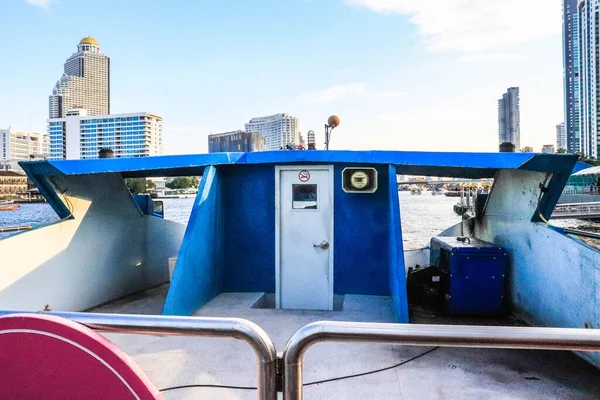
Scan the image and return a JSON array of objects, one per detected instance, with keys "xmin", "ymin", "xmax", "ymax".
[{"xmin": 298, "ymin": 170, "xmax": 311, "ymax": 182}]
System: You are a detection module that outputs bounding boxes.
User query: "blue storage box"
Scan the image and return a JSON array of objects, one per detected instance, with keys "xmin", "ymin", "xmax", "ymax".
[{"xmin": 430, "ymin": 236, "xmax": 506, "ymax": 315}]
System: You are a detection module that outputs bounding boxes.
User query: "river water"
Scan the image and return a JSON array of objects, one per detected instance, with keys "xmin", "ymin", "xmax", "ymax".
[{"xmin": 0, "ymin": 192, "xmax": 595, "ymax": 248}]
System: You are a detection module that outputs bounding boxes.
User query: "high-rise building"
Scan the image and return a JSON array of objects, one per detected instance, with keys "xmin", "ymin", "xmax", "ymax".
[
  {"xmin": 245, "ymin": 113, "xmax": 299, "ymax": 150},
  {"xmin": 498, "ymin": 87, "xmax": 521, "ymax": 150},
  {"xmin": 48, "ymin": 111, "xmax": 163, "ymax": 160},
  {"xmin": 564, "ymin": 0, "xmax": 600, "ymax": 156},
  {"xmin": 0, "ymin": 129, "xmax": 49, "ymax": 171},
  {"xmin": 562, "ymin": 0, "xmax": 581, "ymax": 154},
  {"xmin": 208, "ymin": 130, "xmax": 266, "ymax": 153},
  {"xmin": 556, "ymin": 122, "xmax": 567, "ymax": 150},
  {"xmin": 575, "ymin": 0, "xmax": 600, "ymax": 157},
  {"xmin": 49, "ymin": 37, "xmax": 110, "ymax": 118}
]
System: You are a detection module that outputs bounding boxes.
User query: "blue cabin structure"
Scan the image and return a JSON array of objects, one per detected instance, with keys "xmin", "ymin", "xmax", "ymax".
[{"xmin": 2, "ymin": 150, "xmax": 600, "ymax": 366}]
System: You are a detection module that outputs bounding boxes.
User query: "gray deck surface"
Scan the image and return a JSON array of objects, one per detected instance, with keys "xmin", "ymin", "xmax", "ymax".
[{"xmin": 91, "ymin": 286, "xmax": 600, "ymax": 399}]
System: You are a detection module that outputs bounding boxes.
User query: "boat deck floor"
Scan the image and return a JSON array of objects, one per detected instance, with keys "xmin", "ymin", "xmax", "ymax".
[{"xmin": 89, "ymin": 286, "xmax": 600, "ymax": 399}]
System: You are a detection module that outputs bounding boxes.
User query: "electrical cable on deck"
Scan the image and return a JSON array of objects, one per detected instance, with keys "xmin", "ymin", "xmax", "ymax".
[
  {"xmin": 303, "ymin": 346, "xmax": 440, "ymax": 387},
  {"xmin": 158, "ymin": 347, "xmax": 440, "ymax": 392}
]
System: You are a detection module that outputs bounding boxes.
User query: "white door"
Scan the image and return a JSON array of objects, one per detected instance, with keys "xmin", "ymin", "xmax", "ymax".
[{"xmin": 276, "ymin": 166, "xmax": 333, "ymax": 310}]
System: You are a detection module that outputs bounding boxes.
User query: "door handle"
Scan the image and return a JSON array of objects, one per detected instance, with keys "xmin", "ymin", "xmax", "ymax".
[{"xmin": 313, "ymin": 240, "xmax": 329, "ymax": 250}]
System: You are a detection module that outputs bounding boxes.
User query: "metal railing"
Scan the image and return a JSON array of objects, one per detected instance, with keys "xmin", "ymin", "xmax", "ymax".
[
  {"xmin": 552, "ymin": 201, "xmax": 600, "ymax": 219},
  {"xmin": 0, "ymin": 311, "xmax": 278, "ymax": 400},
  {"xmin": 4, "ymin": 311, "xmax": 600, "ymax": 400},
  {"xmin": 282, "ymin": 321, "xmax": 600, "ymax": 400},
  {"xmin": 562, "ymin": 187, "xmax": 600, "ymax": 195}
]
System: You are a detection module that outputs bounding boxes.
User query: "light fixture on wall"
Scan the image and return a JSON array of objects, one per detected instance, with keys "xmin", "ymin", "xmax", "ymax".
[{"xmin": 342, "ymin": 167, "xmax": 378, "ymax": 193}]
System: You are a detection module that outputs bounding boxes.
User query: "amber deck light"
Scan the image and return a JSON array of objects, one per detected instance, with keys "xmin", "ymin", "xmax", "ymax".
[{"xmin": 324, "ymin": 115, "xmax": 340, "ymax": 150}]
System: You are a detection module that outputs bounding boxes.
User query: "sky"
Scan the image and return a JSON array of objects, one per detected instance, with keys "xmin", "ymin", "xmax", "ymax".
[{"xmin": 0, "ymin": 0, "xmax": 563, "ymax": 154}]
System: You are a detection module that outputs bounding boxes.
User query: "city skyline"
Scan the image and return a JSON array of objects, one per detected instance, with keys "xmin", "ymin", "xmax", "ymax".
[
  {"xmin": 47, "ymin": 37, "xmax": 163, "ymax": 160},
  {"xmin": 1, "ymin": 0, "xmax": 563, "ymax": 154}
]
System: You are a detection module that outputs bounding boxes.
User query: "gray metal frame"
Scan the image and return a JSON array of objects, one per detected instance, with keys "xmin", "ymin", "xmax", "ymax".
[
  {"xmin": 0, "ymin": 311, "xmax": 278, "ymax": 400},
  {"xmin": 282, "ymin": 321, "xmax": 600, "ymax": 400}
]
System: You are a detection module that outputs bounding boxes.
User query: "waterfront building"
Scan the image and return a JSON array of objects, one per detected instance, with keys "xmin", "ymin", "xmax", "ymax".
[
  {"xmin": 0, "ymin": 129, "xmax": 49, "ymax": 171},
  {"xmin": 498, "ymin": 87, "xmax": 521, "ymax": 150},
  {"xmin": 565, "ymin": 0, "xmax": 600, "ymax": 156},
  {"xmin": 556, "ymin": 122, "xmax": 567, "ymax": 150},
  {"xmin": 208, "ymin": 130, "xmax": 266, "ymax": 153},
  {"xmin": 48, "ymin": 111, "xmax": 163, "ymax": 160},
  {"xmin": 562, "ymin": 0, "xmax": 581, "ymax": 154},
  {"xmin": 148, "ymin": 177, "xmax": 166, "ymax": 191},
  {"xmin": 521, "ymin": 146, "xmax": 534, "ymax": 153},
  {"xmin": 542, "ymin": 145, "xmax": 556, "ymax": 154},
  {"xmin": 245, "ymin": 113, "xmax": 299, "ymax": 150},
  {"xmin": 0, "ymin": 171, "xmax": 27, "ymax": 195},
  {"xmin": 49, "ymin": 37, "xmax": 110, "ymax": 118}
]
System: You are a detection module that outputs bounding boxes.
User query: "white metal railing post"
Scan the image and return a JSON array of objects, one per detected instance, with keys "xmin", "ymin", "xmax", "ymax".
[
  {"xmin": 282, "ymin": 321, "xmax": 600, "ymax": 400},
  {"xmin": 0, "ymin": 311, "xmax": 278, "ymax": 400}
]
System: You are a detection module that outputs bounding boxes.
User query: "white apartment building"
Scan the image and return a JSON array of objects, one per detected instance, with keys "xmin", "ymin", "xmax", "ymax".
[
  {"xmin": 556, "ymin": 122, "xmax": 567, "ymax": 150},
  {"xmin": 0, "ymin": 129, "xmax": 49, "ymax": 171},
  {"xmin": 49, "ymin": 37, "xmax": 110, "ymax": 118},
  {"xmin": 245, "ymin": 113, "xmax": 299, "ymax": 150},
  {"xmin": 48, "ymin": 111, "xmax": 163, "ymax": 160}
]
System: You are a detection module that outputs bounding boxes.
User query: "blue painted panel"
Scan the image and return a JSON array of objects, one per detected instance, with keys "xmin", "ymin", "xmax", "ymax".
[
  {"xmin": 388, "ymin": 165, "xmax": 409, "ymax": 322},
  {"xmin": 21, "ymin": 153, "xmax": 244, "ymax": 177},
  {"xmin": 163, "ymin": 166, "xmax": 224, "ymax": 315},
  {"xmin": 334, "ymin": 164, "xmax": 390, "ymax": 295},
  {"xmin": 519, "ymin": 153, "xmax": 578, "ymax": 173},
  {"xmin": 221, "ymin": 165, "xmax": 275, "ymax": 292},
  {"xmin": 573, "ymin": 161, "xmax": 592, "ymax": 173},
  {"xmin": 534, "ymin": 170, "xmax": 572, "ymax": 222},
  {"xmin": 133, "ymin": 194, "xmax": 152, "ymax": 215},
  {"xmin": 242, "ymin": 150, "xmax": 536, "ymax": 172},
  {"xmin": 22, "ymin": 151, "xmax": 578, "ymax": 181},
  {"xmin": 30, "ymin": 174, "xmax": 71, "ymax": 220},
  {"xmin": 19, "ymin": 162, "xmax": 71, "ymax": 219}
]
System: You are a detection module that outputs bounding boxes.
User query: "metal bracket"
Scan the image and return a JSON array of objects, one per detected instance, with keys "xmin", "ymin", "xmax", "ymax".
[{"xmin": 276, "ymin": 353, "xmax": 284, "ymax": 392}]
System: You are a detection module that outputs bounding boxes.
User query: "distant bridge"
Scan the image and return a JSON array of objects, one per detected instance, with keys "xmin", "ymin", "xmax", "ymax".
[{"xmin": 552, "ymin": 202, "xmax": 600, "ymax": 219}]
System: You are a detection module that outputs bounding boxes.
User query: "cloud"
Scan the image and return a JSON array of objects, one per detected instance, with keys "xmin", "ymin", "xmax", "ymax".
[
  {"xmin": 371, "ymin": 91, "xmax": 407, "ymax": 98},
  {"xmin": 459, "ymin": 54, "xmax": 522, "ymax": 62},
  {"xmin": 26, "ymin": 0, "xmax": 55, "ymax": 8},
  {"xmin": 343, "ymin": 0, "xmax": 560, "ymax": 52},
  {"xmin": 299, "ymin": 83, "xmax": 366, "ymax": 103}
]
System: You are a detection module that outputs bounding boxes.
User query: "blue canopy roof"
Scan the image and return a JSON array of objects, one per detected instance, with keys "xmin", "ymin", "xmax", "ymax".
[{"xmin": 20, "ymin": 150, "xmax": 578, "ymax": 179}]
